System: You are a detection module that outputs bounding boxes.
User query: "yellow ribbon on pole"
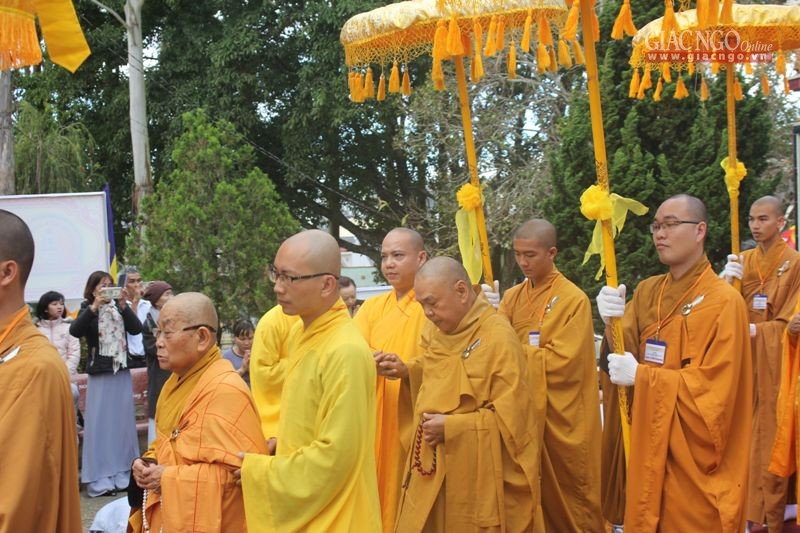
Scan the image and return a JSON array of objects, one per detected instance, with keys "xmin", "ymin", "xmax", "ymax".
[{"xmin": 455, "ymin": 183, "xmax": 484, "ymax": 284}]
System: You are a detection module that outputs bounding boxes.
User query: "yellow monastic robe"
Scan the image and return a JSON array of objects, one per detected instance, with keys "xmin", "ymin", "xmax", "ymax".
[
  {"xmin": 354, "ymin": 288, "xmax": 426, "ymax": 532},
  {"xmin": 250, "ymin": 304, "xmax": 300, "ymax": 439},
  {"xmin": 241, "ymin": 301, "xmax": 381, "ymax": 532},
  {"xmin": 395, "ymin": 297, "xmax": 544, "ymax": 532},
  {"xmin": 139, "ymin": 347, "xmax": 268, "ymax": 532},
  {"xmin": 0, "ymin": 307, "xmax": 81, "ymax": 533},
  {"xmin": 741, "ymin": 239, "xmax": 800, "ymax": 529},
  {"xmin": 499, "ymin": 268, "xmax": 604, "ymax": 532},
  {"xmin": 611, "ymin": 256, "xmax": 752, "ymax": 532}
]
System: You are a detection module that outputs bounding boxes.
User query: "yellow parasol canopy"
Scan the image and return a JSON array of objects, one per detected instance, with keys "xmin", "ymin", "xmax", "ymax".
[{"xmin": 0, "ymin": 0, "xmax": 91, "ymax": 72}]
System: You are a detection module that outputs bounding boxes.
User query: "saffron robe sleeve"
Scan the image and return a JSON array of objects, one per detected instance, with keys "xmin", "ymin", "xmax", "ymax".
[
  {"xmin": 250, "ymin": 305, "xmax": 300, "ymax": 439},
  {"xmin": 241, "ymin": 305, "xmax": 381, "ymax": 532},
  {"xmin": 500, "ymin": 274, "xmax": 603, "ymax": 533},
  {"xmin": 0, "ymin": 313, "xmax": 81, "ymax": 533},
  {"xmin": 143, "ymin": 360, "xmax": 268, "ymax": 533},
  {"xmin": 621, "ymin": 261, "xmax": 752, "ymax": 532}
]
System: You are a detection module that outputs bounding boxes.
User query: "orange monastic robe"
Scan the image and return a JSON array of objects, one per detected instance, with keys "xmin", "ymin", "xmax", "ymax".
[
  {"xmin": 499, "ymin": 268, "xmax": 604, "ymax": 532},
  {"xmin": 142, "ymin": 348, "xmax": 268, "ymax": 532},
  {"xmin": 614, "ymin": 256, "xmax": 752, "ymax": 532},
  {"xmin": 395, "ymin": 297, "xmax": 544, "ymax": 532},
  {"xmin": 741, "ymin": 239, "xmax": 800, "ymax": 529},
  {"xmin": 0, "ymin": 307, "xmax": 81, "ymax": 532}
]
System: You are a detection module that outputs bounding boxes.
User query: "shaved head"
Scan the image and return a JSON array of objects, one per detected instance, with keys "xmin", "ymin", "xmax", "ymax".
[
  {"xmin": 415, "ymin": 257, "xmax": 477, "ymax": 334},
  {"xmin": 280, "ymin": 229, "xmax": 341, "ymax": 275},
  {"xmin": 513, "ymin": 219, "xmax": 557, "ymax": 249},
  {"xmin": 751, "ymin": 195, "xmax": 784, "ymax": 217},
  {"xmin": 162, "ymin": 292, "xmax": 219, "ymax": 330},
  {"xmin": 156, "ymin": 292, "xmax": 219, "ymax": 376},
  {"xmin": 665, "ymin": 194, "xmax": 707, "ymax": 223},
  {"xmin": 416, "ymin": 256, "xmax": 470, "ymax": 285},
  {"xmin": 0, "ymin": 210, "xmax": 34, "ymax": 286},
  {"xmin": 385, "ymin": 227, "xmax": 425, "ymax": 252}
]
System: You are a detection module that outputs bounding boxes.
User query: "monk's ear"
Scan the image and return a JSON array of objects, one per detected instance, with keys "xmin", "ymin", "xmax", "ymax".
[
  {"xmin": 0, "ymin": 260, "xmax": 18, "ymax": 289},
  {"xmin": 695, "ymin": 221, "xmax": 708, "ymax": 243},
  {"xmin": 418, "ymin": 250, "xmax": 428, "ymax": 265},
  {"xmin": 455, "ymin": 279, "xmax": 470, "ymax": 301},
  {"xmin": 547, "ymin": 247, "xmax": 557, "ymax": 260},
  {"xmin": 320, "ymin": 275, "xmax": 338, "ymax": 298},
  {"xmin": 196, "ymin": 326, "xmax": 216, "ymax": 352}
]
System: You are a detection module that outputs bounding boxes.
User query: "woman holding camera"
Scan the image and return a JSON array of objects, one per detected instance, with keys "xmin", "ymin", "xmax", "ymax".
[{"xmin": 70, "ymin": 270, "xmax": 142, "ymax": 497}]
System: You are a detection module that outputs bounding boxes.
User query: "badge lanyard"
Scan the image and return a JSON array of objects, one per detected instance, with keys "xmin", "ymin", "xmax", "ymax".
[
  {"xmin": 526, "ymin": 273, "xmax": 560, "ymax": 348},
  {"xmin": 753, "ymin": 243, "xmax": 787, "ymax": 309},
  {"xmin": 0, "ymin": 307, "xmax": 29, "ymax": 363},
  {"xmin": 654, "ymin": 265, "xmax": 712, "ymax": 341}
]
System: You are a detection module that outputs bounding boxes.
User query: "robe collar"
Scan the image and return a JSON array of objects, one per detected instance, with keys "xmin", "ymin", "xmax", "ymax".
[
  {"xmin": 665, "ymin": 254, "xmax": 711, "ymax": 292},
  {"xmin": 299, "ymin": 298, "xmax": 350, "ymax": 342}
]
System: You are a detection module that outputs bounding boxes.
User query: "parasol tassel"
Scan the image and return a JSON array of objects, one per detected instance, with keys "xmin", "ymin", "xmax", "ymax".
[
  {"xmin": 363, "ymin": 67, "xmax": 375, "ymax": 99},
  {"xmin": 776, "ymin": 52, "xmax": 786, "ymax": 76},
  {"xmin": 629, "ymin": 69, "xmax": 640, "ymax": 98},
  {"xmin": 558, "ymin": 39, "xmax": 573, "ymax": 68},
  {"xmin": 638, "ymin": 67, "xmax": 652, "ymax": 99},
  {"xmin": 761, "ymin": 72, "xmax": 770, "ymax": 96},
  {"xmin": 484, "ymin": 16, "xmax": 498, "ymax": 57},
  {"xmin": 571, "ymin": 39, "xmax": 585, "ymax": 65},
  {"xmin": 688, "ymin": 61, "xmax": 695, "ymax": 75},
  {"xmin": 674, "ymin": 76, "xmax": 688, "ymax": 99},
  {"xmin": 744, "ymin": 62, "xmax": 752, "ymax": 75},
  {"xmin": 785, "ymin": 75, "xmax": 791, "ymax": 95},
  {"xmin": 548, "ymin": 46, "xmax": 558, "ymax": 72},
  {"xmin": 473, "ymin": 21, "xmax": 485, "ymax": 81},
  {"xmin": 700, "ymin": 75, "xmax": 709, "ymax": 101},
  {"xmin": 402, "ymin": 67, "xmax": 412, "ymax": 96},
  {"xmin": 433, "ymin": 20, "xmax": 448, "ymax": 60},
  {"xmin": 563, "ymin": 1, "xmax": 580, "ymax": 41},
  {"xmin": 662, "ymin": 62, "xmax": 672, "ymax": 83},
  {"xmin": 497, "ymin": 18, "xmax": 506, "ymax": 50},
  {"xmin": 734, "ymin": 78, "xmax": 743, "ymax": 100},
  {"xmin": 348, "ymin": 71, "xmax": 355, "ymax": 101},
  {"xmin": 389, "ymin": 61, "xmax": 401, "ymax": 93},
  {"xmin": 708, "ymin": 0, "xmax": 719, "ymax": 26},
  {"xmin": 611, "ymin": 0, "xmax": 637, "ymax": 40},
  {"xmin": 521, "ymin": 10, "xmax": 533, "ymax": 52},
  {"xmin": 591, "ymin": 0, "xmax": 600, "ymax": 40},
  {"xmin": 653, "ymin": 77, "xmax": 663, "ymax": 101},
  {"xmin": 446, "ymin": 15, "xmax": 464, "ymax": 57},
  {"xmin": 508, "ymin": 41, "xmax": 517, "ymax": 79},
  {"xmin": 354, "ymin": 72, "xmax": 364, "ymax": 103},
  {"xmin": 377, "ymin": 72, "xmax": 386, "ymax": 101},
  {"xmin": 537, "ymin": 43, "xmax": 550, "ymax": 74},
  {"xmin": 662, "ymin": 0, "xmax": 677, "ymax": 36},
  {"xmin": 538, "ymin": 13, "xmax": 553, "ymax": 47},
  {"xmin": 711, "ymin": 61, "xmax": 720, "ymax": 74},
  {"xmin": 720, "ymin": 0, "xmax": 734, "ymax": 24},
  {"xmin": 696, "ymin": 0, "xmax": 709, "ymax": 29}
]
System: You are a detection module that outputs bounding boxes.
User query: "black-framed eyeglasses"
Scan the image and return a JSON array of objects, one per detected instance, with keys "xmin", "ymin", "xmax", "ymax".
[
  {"xmin": 267, "ymin": 265, "xmax": 339, "ymax": 285},
  {"xmin": 153, "ymin": 324, "xmax": 217, "ymax": 340},
  {"xmin": 649, "ymin": 220, "xmax": 701, "ymax": 234}
]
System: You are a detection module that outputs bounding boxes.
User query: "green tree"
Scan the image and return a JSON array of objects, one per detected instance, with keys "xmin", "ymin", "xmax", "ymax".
[{"xmin": 127, "ymin": 109, "xmax": 300, "ymax": 323}]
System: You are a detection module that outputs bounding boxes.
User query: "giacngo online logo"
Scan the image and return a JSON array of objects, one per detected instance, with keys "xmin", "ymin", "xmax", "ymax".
[{"xmin": 644, "ymin": 29, "xmax": 775, "ymax": 63}]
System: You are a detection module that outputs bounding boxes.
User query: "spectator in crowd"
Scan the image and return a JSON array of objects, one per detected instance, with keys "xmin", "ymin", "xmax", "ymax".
[
  {"xmin": 338, "ymin": 275, "xmax": 361, "ymax": 317},
  {"xmin": 141, "ymin": 281, "xmax": 173, "ymax": 444},
  {"xmin": 119, "ymin": 266, "xmax": 150, "ymax": 369},
  {"xmin": 222, "ymin": 318, "xmax": 254, "ymax": 387},
  {"xmin": 70, "ymin": 271, "xmax": 142, "ymax": 497},
  {"xmin": 35, "ymin": 290, "xmax": 81, "ymax": 422}
]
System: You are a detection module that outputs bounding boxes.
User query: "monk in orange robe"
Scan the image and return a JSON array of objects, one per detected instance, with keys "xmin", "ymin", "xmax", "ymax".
[
  {"xmin": 486, "ymin": 219, "xmax": 603, "ymax": 532},
  {"xmin": 130, "ymin": 292, "xmax": 267, "ymax": 533},
  {"xmin": 721, "ymin": 196, "xmax": 800, "ymax": 530},
  {"xmin": 380, "ymin": 257, "xmax": 544, "ymax": 532},
  {"xmin": 354, "ymin": 227, "xmax": 428, "ymax": 532},
  {"xmin": 596, "ymin": 194, "xmax": 752, "ymax": 531},
  {"xmin": 0, "ymin": 210, "xmax": 81, "ymax": 532}
]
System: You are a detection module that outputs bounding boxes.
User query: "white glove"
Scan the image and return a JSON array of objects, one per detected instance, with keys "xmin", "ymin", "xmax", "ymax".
[
  {"xmin": 481, "ymin": 280, "xmax": 500, "ymax": 309},
  {"xmin": 721, "ymin": 254, "xmax": 744, "ymax": 283},
  {"xmin": 750, "ymin": 323, "xmax": 757, "ymax": 338},
  {"xmin": 608, "ymin": 352, "xmax": 639, "ymax": 386},
  {"xmin": 596, "ymin": 284, "xmax": 626, "ymax": 325}
]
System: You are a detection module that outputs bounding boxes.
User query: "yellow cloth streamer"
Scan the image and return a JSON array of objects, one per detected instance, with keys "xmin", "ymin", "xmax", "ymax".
[
  {"xmin": 580, "ymin": 185, "xmax": 648, "ymax": 279},
  {"xmin": 721, "ymin": 157, "xmax": 747, "ymax": 198},
  {"xmin": 455, "ymin": 183, "xmax": 484, "ymax": 284}
]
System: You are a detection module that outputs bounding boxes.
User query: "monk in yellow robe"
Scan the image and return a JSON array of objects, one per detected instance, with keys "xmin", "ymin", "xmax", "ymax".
[
  {"xmin": 379, "ymin": 257, "xmax": 544, "ymax": 532},
  {"xmin": 597, "ymin": 194, "xmax": 752, "ymax": 531},
  {"xmin": 250, "ymin": 304, "xmax": 300, "ymax": 439},
  {"xmin": 130, "ymin": 292, "xmax": 267, "ymax": 533},
  {"xmin": 485, "ymin": 219, "xmax": 603, "ymax": 532},
  {"xmin": 721, "ymin": 196, "xmax": 800, "ymax": 530},
  {"xmin": 354, "ymin": 227, "xmax": 428, "ymax": 531},
  {"xmin": 239, "ymin": 230, "xmax": 381, "ymax": 531},
  {"xmin": 0, "ymin": 210, "xmax": 81, "ymax": 532}
]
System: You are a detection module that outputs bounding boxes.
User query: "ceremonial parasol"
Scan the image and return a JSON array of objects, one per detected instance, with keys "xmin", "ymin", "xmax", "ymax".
[
  {"xmin": 0, "ymin": 0, "xmax": 90, "ymax": 72},
  {"xmin": 627, "ymin": 4, "xmax": 800, "ymax": 289},
  {"xmin": 341, "ymin": 0, "xmax": 576, "ymax": 285}
]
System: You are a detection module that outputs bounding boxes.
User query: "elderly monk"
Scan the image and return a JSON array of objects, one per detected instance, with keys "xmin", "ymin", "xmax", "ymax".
[
  {"xmin": 596, "ymin": 194, "xmax": 752, "ymax": 531},
  {"xmin": 0, "ymin": 210, "xmax": 81, "ymax": 532},
  {"xmin": 379, "ymin": 256, "xmax": 543, "ymax": 532},
  {"xmin": 354, "ymin": 227, "xmax": 428, "ymax": 531},
  {"xmin": 250, "ymin": 304, "xmax": 300, "ymax": 439},
  {"xmin": 130, "ymin": 292, "xmax": 267, "ymax": 533},
  {"xmin": 721, "ymin": 196, "xmax": 800, "ymax": 530},
  {"xmin": 239, "ymin": 230, "xmax": 381, "ymax": 531},
  {"xmin": 482, "ymin": 219, "xmax": 603, "ymax": 532}
]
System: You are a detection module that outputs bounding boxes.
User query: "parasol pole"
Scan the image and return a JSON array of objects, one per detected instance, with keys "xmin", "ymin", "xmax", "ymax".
[
  {"xmin": 454, "ymin": 54, "xmax": 494, "ymax": 285},
  {"xmin": 725, "ymin": 66, "xmax": 741, "ymax": 291},
  {"xmin": 578, "ymin": 0, "xmax": 631, "ymax": 463}
]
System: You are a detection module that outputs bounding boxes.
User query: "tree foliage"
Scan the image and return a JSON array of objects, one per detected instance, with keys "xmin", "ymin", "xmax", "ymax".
[{"xmin": 126, "ymin": 110, "xmax": 300, "ymax": 323}]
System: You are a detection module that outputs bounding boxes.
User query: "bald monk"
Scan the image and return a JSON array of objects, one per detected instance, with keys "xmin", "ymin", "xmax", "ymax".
[
  {"xmin": 0, "ymin": 210, "xmax": 81, "ymax": 532},
  {"xmin": 239, "ymin": 230, "xmax": 381, "ymax": 531},
  {"xmin": 596, "ymin": 194, "xmax": 752, "ymax": 531},
  {"xmin": 250, "ymin": 304, "xmax": 300, "ymax": 439},
  {"xmin": 130, "ymin": 292, "xmax": 267, "ymax": 532},
  {"xmin": 354, "ymin": 227, "xmax": 428, "ymax": 531},
  {"xmin": 721, "ymin": 196, "xmax": 800, "ymax": 530},
  {"xmin": 483, "ymin": 219, "xmax": 603, "ymax": 532},
  {"xmin": 379, "ymin": 257, "xmax": 543, "ymax": 532}
]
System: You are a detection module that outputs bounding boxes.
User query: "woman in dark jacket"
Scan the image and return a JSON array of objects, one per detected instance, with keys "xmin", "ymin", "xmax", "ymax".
[{"xmin": 70, "ymin": 270, "xmax": 142, "ymax": 497}]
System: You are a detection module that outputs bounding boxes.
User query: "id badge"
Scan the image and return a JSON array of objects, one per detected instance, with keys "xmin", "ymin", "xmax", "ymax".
[
  {"xmin": 644, "ymin": 339, "xmax": 666, "ymax": 365},
  {"xmin": 528, "ymin": 331, "xmax": 540, "ymax": 348},
  {"xmin": 752, "ymin": 294, "xmax": 768, "ymax": 311}
]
